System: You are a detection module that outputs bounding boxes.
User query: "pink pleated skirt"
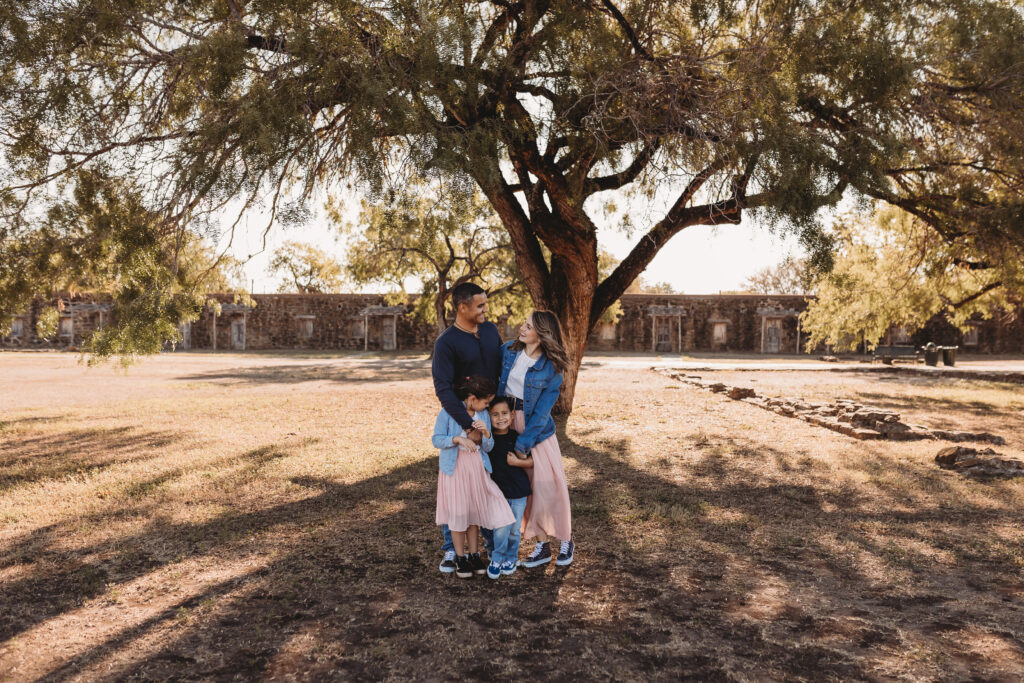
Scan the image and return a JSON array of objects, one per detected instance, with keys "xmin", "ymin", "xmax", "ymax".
[
  {"xmin": 436, "ymin": 449, "xmax": 515, "ymax": 532},
  {"xmin": 516, "ymin": 410, "xmax": 573, "ymax": 542}
]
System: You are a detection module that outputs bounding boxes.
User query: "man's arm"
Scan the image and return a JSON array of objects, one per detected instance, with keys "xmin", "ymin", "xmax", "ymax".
[{"xmin": 431, "ymin": 334, "xmax": 474, "ymax": 429}]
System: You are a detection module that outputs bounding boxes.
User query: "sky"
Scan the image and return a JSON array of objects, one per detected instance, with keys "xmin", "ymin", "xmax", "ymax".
[{"xmin": 220, "ymin": 186, "xmax": 806, "ymax": 296}]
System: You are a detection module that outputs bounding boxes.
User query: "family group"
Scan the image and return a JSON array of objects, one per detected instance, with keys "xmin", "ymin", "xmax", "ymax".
[{"xmin": 431, "ymin": 283, "xmax": 575, "ymax": 580}]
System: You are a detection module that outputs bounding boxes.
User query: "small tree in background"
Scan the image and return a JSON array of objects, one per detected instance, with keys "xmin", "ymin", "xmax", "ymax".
[
  {"xmin": 744, "ymin": 255, "xmax": 813, "ymax": 295},
  {"xmin": 340, "ymin": 182, "xmax": 527, "ymax": 335},
  {"xmin": 268, "ymin": 241, "xmax": 346, "ymax": 293},
  {"xmin": 801, "ymin": 207, "xmax": 1024, "ymax": 351}
]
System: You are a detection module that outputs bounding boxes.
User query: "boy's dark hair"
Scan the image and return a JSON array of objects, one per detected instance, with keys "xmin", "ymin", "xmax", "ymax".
[
  {"xmin": 454, "ymin": 374, "xmax": 496, "ymax": 400},
  {"xmin": 488, "ymin": 396, "xmax": 515, "ymax": 412},
  {"xmin": 450, "ymin": 282, "xmax": 485, "ymax": 311}
]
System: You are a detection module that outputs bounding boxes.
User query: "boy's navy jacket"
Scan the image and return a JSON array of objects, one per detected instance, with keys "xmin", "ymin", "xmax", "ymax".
[
  {"xmin": 431, "ymin": 322, "xmax": 503, "ymax": 430},
  {"xmin": 431, "ymin": 407, "xmax": 495, "ymax": 476},
  {"xmin": 496, "ymin": 340, "xmax": 562, "ymax": 454}
]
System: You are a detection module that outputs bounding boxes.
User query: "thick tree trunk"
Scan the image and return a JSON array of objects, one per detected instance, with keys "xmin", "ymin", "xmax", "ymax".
[{"xmin": 546, "ymin": 245, "xmax": 599, "ymax": 415}]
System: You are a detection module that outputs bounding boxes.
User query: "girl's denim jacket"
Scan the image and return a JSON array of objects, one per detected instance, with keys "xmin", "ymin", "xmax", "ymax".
[
  {"xmin": 496, "ymin": 340, "xmax": 563, "ymax": 454},
  {"xmin": 432, "ymin": 408, "xmax": 495, "ymax": 476}
]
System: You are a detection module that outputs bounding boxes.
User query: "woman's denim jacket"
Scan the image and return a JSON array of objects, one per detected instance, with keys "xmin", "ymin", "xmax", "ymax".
[
  {"xmin": 496, "ymin": 340, "xmax": 563, "ymax": 454},
  {"xmin": 432, "ymin": 408, "xmax": 495, "ymax": 476}
]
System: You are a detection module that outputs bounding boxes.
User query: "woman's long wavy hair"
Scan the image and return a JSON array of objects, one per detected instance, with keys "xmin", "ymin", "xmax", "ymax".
[{"xmin": 511, "ymin": 310, "xmax": 569, "ymax": 373}]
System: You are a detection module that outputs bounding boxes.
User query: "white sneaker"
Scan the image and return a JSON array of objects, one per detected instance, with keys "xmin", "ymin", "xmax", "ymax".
[
  {"xmin": 556, "ymin": 539, "xmax": 575, "ymax": 566},
  {"xmin": 439, "ymin": 550, "xmax": 457, "ymax": 573}
]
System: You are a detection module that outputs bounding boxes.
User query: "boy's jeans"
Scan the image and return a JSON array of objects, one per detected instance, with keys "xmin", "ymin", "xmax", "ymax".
[
  {"xmin": 441, "ymin": 525, "xmax": 453, "ymax": 554},
  {"xmin": 483, "ymin": 496, "xmax": 528, "ymax": 565}
]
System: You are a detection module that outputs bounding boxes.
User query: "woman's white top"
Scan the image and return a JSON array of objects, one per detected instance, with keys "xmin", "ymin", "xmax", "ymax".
[{"xmin": 505, "ymin": 350, "xmax": 538, "ymax": 399}]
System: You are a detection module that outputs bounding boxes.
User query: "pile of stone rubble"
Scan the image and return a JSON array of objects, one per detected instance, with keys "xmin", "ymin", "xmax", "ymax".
[
  {"xmin": 935, "ymin": 446, "xmax": 1024, "ymax": 477},
  {"xmin": 656, "ymin": 368, "xmax": 1006, "ymax": 445}
]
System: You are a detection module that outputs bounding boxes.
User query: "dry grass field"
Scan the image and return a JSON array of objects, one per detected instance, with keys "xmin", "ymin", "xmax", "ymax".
[{"xmin": 1, "ymin": 351, "xmax": 1023, "ymax": 681}]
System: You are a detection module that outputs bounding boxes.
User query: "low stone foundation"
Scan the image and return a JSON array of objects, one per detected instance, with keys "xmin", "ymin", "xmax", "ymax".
[{"xmin": 656, "ymin": 368, "xmax": 1006, "ymax": 445}]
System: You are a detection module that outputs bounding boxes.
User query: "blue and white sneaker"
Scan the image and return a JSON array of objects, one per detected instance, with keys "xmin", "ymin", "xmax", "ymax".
[
  {"xmin": 556, "ymin": 539, "xmax": 575, "ymax": 566},
  {"xmin": 522, "ymin": 541, "xmax": 551, "ymax": 568},
  {"xmin": 439, "ymin": 550, "xmax": 456, "ymax": 574},
  {"xmin": 500, "ymin": 560, "xmax": 517, "ymax": 576},
  {"xmin": 487, "ymin": 562, "xmax": 502, "ymax": 580}
]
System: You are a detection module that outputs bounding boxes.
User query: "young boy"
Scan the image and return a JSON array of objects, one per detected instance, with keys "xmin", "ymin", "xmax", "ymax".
[{"xmin": 483, "ymin": 396, "xmax": 533, "ymax": 579}]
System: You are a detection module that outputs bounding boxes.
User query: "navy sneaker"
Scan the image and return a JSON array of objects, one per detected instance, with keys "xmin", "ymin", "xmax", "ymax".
[
  {"xmin": 487, "ymin": 562, "xmax": 502, "ymax": 580},
  {"xmin": 500, "ymin": 560, "xmax": 517, "ymax": 576},
  {"xmin": 556, "ymin": 539, "xmax": 575, "ymax": 567},
  {"xmin": 522, "ymin": 541, "xmax": 551, "ymax": 568},
  {"xmin": 439, "ymin": 550, "xmax": 456, "ymax": 574},
  {"xmin": 455, "ymin": 555, "xmax": 474, "ymax": 579},
  {"xmin": 469, "ymin": 552, "xmax": 487, "ymax": 576}
]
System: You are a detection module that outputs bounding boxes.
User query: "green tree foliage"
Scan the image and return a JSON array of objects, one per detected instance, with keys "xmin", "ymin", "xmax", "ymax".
[
  {"xmin": 341, "ymin": 181, "xmax": 526, "ymax": 334},
  {"xmin": 268, "ymin": 240, "xmax": 345, "ymax": 293},
  {"xmin": 801, "ymin": 207, "xmax": 1024, "ymax": 351},
  {"xmin": 744, "ymin": 255, "xmax": 813, "ymax": 295},
  {"xmin": 0, "ymin": 170, "xmax": 247, "ymax": 360},
  {"xmin": 35, "ymin": 307, "xmax": 58, "ymax": 340},
  {"xmin": 2, "ymin": 1, "xmax": 1022, "ymax": 408}
]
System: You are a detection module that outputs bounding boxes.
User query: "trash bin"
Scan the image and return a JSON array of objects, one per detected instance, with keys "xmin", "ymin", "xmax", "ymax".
[
  {"xmin": 923, "ymin": 342, "xmax": 940, "ymax": 366},
  {"xmin": 941, "ymin": 346, "xmax": 958, "ymax": 366}
]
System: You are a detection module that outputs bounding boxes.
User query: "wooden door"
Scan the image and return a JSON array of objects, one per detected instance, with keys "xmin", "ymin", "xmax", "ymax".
[
  {"xmin": 655, "ymin": 317, "xmax": 673, "ymax": 352},
  {"xmin": 382, "ymin": 316, "xmax": 396, "ymax": 351},
  {"xmin": 765, "ymin": 318, "xmax": 782, "ymax": 353},
  {"xmin": 231, "ymin": 320, "xmax": 245, "ymax": 350}
]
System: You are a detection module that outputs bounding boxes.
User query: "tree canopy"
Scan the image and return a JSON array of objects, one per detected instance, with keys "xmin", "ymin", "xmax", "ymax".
[
  {"xmin": 2, "ymin": 0, "xmax": 1022, "ymax": 408},
  {"xmin": 800, "ymin": 206, "xmax": 1024, "ymax": 351},
  {"xmin": 268, "ymin": 240, "xmax": 346, "ymax": 293}
]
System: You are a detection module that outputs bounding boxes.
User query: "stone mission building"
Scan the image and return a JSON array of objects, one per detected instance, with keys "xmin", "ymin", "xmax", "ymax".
[{"xmin": 3, "ymin": 292, "xmax": 1022, "ymax": 354}]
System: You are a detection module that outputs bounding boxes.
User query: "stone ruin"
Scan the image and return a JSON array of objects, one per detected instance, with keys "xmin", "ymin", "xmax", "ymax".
[
  {"xmin": 656, "ymin": 368, "xmax": 1006, "ymax": 445},
  {"xmin": 935, "ymin": 446, "xmax": 1024, "ymax": 477}
]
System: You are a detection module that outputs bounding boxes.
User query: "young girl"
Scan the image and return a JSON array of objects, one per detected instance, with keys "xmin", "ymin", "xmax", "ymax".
[
  {"xmin": 497, "ymin": 311, "xmax": 575, "ymax": 568},
  {"xmin": 432, "ymin": 374, "xmax": 515, "ymax": 578}
]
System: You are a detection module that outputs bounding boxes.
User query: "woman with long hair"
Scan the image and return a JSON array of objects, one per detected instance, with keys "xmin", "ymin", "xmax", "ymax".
[{"xmin": 496, "ymin": 310, "xmax": 575, "ymax": 567}]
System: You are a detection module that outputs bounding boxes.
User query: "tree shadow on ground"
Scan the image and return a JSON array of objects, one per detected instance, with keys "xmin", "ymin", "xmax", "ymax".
[
  {"xmin": 6, "ymin": 420, "xmax": 1022, "ymax": 680},
  {"xmin": 175, "ymin": 359, "xmax": 432, "ymax": 386},
  {"xmin": 0, "ymin": 426, "xmax": 184, "ymax": 492}
]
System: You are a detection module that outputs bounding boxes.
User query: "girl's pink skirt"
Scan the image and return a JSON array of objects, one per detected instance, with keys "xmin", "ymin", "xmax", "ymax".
[
  {"xmin": 515, "ymin": 410, "xmax": 573, "ymax": 542},
  {"xmin": 436, "ymin": 449, "xmax": 515, "ymax": 532}
]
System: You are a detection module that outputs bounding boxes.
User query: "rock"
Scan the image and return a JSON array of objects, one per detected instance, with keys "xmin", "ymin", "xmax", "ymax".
[
  {"xmin": 875, "ymin": 421, "xmax": 911, "ymax": 435},
  {"xmin": 727, "ymin": 387, "xmax": 756, "ymax": 399},
  {"xmin": 819, "ymin": 355, "xmax": 840, "ymax": 362},
  {"xmin": 935, "ymin": 446, "xmax": 998, "ymax": 469},
  {"xmin": 708, "ymin": 382, "xmax": 727, "ymax": 392}
]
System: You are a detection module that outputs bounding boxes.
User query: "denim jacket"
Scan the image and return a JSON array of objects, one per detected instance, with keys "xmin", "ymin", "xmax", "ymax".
[
  {"xmin": 496, "ymin": 340, "xmax": 562, "ymax": 454},
  {"xmin": 431, "ymin": 407, "xmax": 495, "ymax": 476}
]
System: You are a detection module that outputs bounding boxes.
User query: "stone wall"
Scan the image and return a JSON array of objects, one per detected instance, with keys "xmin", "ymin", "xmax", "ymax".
[
  {"xmin": 5, "ymin": 291, "xmax": 1023, "ymax": 354},
  {"xmin": 605, "ymin": 294, "xmax": 811, "ymax": 353},
  {"xmin": 0, "ymin": 294, "xmax": 112, "ymax": 349}
]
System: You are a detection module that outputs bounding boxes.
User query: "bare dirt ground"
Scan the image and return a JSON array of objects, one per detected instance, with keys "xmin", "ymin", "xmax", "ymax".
[{"xmin": 1, "ymin": 351, "xmax": 1023, "ymax": 681}]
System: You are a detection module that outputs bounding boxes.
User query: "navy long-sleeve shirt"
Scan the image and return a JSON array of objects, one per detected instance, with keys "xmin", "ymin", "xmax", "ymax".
[{"xmin": 432, "ymin": 321, "xmax": 503, "ymax": 429}]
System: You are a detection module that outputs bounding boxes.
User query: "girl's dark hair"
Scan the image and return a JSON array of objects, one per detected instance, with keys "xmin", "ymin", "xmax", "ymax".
[{"xmin": 454, "ymin": 374, "xmax": 496, "ymax": 400}]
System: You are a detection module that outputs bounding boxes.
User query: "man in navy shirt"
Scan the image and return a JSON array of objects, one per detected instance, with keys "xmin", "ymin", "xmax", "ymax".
[{"xmin": 432, "ymin": 282, "xmax": 503, "ymax": 574}]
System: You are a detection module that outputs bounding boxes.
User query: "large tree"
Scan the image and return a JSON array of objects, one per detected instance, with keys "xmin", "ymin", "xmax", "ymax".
[{"xmin": 2, "ymin": 1, "xmax": 1022, "ymax": 410}]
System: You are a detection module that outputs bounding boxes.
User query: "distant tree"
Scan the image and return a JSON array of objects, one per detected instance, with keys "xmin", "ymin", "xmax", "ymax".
[
  {"xmin": 744, "ymin": 255, "xmax": 813, "ymax": 295},
  {"xmin": 626, "ymin": 279, "xmax": 679, "ymax": 295},
  {"xmin": 268, "ymin": 241, "xmax": 345, "ymax": 293},
  {"xmin": 801, "ymin": 207, "xmax": 1024, "ymax": 351},
  {"xmin": 341, "ymin": 181, "xmax": 526, "ymax": 335}
]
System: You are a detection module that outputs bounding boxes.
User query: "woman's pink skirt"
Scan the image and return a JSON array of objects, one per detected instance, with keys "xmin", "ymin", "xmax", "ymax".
[
  {"xmin": 515, "ymin": 411, "xmax": 572, "ymax": 542},
  {"xmin": 436, "ymin": 449, "xmax": 515, "ymax": 532}
]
